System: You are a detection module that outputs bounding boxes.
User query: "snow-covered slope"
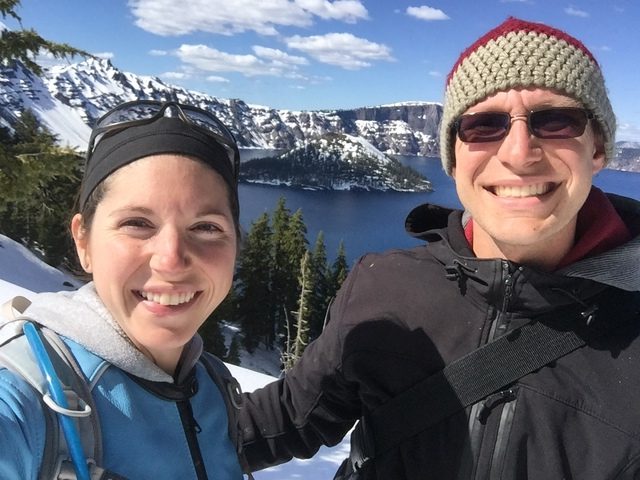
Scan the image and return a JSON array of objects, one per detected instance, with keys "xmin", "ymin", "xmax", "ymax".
[{"xmin": 242, "ymin": 132, "xmax": 433, "ymax": 191}]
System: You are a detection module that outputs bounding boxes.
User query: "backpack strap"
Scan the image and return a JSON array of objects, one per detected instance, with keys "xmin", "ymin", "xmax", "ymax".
[
  {"xmin": 345, "ymin": 288, "xmax": 640, "ymax": 474},
  {"xmin": 199, "ymin": 352, "xmax": 255, "ymax": 479},
  {"xmin": 0, "ymin": 296, "xmax": 127, "ymax": 480}
]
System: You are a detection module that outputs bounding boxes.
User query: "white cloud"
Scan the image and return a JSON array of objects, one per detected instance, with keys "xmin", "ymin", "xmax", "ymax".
[
  {"xmin": 149, "ymin": 49, "xmax": 168, "ymax": 56},
  {"xmin": 160, "ymin": 71, "xmax": 191, "ymax": 80},
  {"xmin": 617, "ymin": 122, "xmax": 640, "ymax": 142},
  {"xmin": 565, "ymin": 5, "xmax": 589, "ymax": 17},
  {"xmin": 285, "ymin": 32, "xmax": 393, "ymax": 69},
  {"xmin": 428, "ymin": 70, "xmax": 441, "ymax": 77},
  {"xmin": 294, "ymin": 0, "xmax": 368, "ymax": 23},
  {"xmin": 406, "ymin": 5, "xmax": 449, "ymax": 21},
  {"xmin": 175, "ymin": 44, "xmax": 304, "ymax": 76},
  {"xmin": 206, "ymin": 75, "xmax": 230, "ymax": 83},
  {"xmin": 252, "ymin": 46, "xmax": 309, "ymax": 66},
  {"xmin": 128, "ymin": 0, "xmax": 367, "ymax": 36},
  {"xmin": 94, "ymin": 52, "xmax": 115, "ymax": 60}
]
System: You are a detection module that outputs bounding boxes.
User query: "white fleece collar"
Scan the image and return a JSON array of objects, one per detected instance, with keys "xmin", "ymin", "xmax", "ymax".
[{"xmin": 20, "ymin": 283, "xmax": 203, "ymax": 383}]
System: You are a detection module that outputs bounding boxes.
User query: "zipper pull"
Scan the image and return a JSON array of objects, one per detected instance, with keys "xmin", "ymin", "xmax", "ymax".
[{"xmin": 477, "ymin": 388, "xmax": 517, "ymax": 424}]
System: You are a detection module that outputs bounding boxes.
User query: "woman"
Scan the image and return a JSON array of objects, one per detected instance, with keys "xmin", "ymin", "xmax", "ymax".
[{"xmin": 0, "ymin": 100, "xmax": 249, "ymax": 479}]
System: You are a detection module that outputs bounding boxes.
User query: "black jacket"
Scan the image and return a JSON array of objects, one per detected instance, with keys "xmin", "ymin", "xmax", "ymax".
[{"xmin": 240, "ymin": 193, "xmax": 640, "ymax": 479}]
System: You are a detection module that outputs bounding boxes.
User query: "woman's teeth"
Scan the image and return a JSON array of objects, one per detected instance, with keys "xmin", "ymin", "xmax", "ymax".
[{"xmin": 139, "ymin": 291, "xmax": 196, "ymax": 306}]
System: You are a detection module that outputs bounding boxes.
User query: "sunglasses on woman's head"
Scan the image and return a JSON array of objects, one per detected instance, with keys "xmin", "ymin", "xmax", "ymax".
[
  {"xmin": 87, "ymin": 100, "xmax": 240, "ymax": 182},
  {"xmin": 454, "ymin": 107, "xmax": 594, "ymax": 143}
]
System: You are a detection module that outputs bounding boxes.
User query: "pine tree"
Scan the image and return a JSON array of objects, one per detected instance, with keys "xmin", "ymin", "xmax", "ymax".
[
  {"xmin": 270, "ymin": 197, "xmax": 292, "ymax": 341},
  {"xmin": 200, "ymin": 288, "xmax": 238, "ymax": 358},
  {"xmin": 0, "ymin": 111, "xmax": 82, "ymax": 267},
  {"xmin": 0, "ymin": 0, "xmax": 91, "ymax": 75},
  {"xmin": 0, "ymin": 0, "xmax": 90, "ymax": 266},
  {"xmin": 225, "ymin": 334, "xmax": 241, "ymax": 365},
  {"xmin": 235, "ymin": 213, "xmax": 275, "ymax": 352},
  {"xmin": 328, "ymin": 241, "xmax": 349, "ymax": 308},
  {"xmin": 198, "ymin": 315, "xmax": 228, "ymax": 359},
  {"xmin": 308, "ymin": 231, "xmax": 330, "ymax": 340},
  {"xmin": 282, "ymin": 251, "xmax": 311, "ymax": 371},
  {"xmin": 278, "ymin": 208, "xmax": 308, "ymax": 344}
]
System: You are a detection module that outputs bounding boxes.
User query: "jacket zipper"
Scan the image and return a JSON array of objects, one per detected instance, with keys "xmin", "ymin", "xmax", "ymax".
[
  {"xmin": 466, "ymin": 261, "xmax": 519, "ymax": 480},
  {"xmin": 485, "ymin": 262, "xmax": 521, "ymax": 479},
  {"xmin": 489, "ymin": 391, "xmax": 518, "ymax": 480},
  {"xmin": 177, "ymin": 399, "xmax": 208, "ymax": 480}
]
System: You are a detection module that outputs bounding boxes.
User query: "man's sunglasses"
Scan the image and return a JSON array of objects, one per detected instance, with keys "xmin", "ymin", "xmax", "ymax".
[
  {"xmin": 454, "ymin": 107, "xmax": 594, "ymax": 143},
  {"xmin": 87, "ymin": 100, "xmax": 240, "ymax": 181}
]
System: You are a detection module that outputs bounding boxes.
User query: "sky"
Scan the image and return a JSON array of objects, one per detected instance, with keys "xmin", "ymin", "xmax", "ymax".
[
  {"xmin": 4, "ymin": 0, "xmax": 640, "ymax": 141},
  {"xmin": 0, "ymin": 232, "xmax": 352, "ymax": 478}
]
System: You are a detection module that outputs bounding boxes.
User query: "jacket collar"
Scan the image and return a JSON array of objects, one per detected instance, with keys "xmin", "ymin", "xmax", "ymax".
[{"xmin": 405, "ymin": 193, "xmax": 640, "ymax": 307}]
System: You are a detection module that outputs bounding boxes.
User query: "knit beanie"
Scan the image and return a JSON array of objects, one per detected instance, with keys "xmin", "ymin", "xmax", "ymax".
[
  {"xmin": 440, "ymin": 17, "xmax": 616, "ymax": 175},
  {"xmin": 80, "ymin": 116, "xmax": 239, "ymax": 222}
]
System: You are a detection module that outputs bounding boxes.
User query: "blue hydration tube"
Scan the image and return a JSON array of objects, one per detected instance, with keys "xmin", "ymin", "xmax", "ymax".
[{"xmin": 23, "ymin": 322, "xmax": 91, "ymax": 480}]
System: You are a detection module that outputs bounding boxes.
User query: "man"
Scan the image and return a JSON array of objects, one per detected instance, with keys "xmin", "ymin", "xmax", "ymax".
[{"xmin": 240, "ymin": 17, "xmax": 640, "ymax": 479}]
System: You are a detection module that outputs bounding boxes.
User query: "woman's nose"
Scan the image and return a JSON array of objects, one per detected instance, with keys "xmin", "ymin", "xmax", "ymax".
[{"xmin": 149, "ymin": 227, "xmax": 190, "ymax": 273}]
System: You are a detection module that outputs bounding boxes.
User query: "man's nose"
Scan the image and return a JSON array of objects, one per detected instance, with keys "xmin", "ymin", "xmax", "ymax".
[{"xmin": 497, "ymin": 117, "xmax": 542, "ymax": 169}]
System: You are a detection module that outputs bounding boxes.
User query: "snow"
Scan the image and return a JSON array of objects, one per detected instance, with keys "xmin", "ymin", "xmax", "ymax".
[
  {"xmin": 344, "ymin": 133, "xmax": 390, "ymax": 164},
  {"xmin": 0, "ymin": 233, "xmax": 351, "ymax": 478},
  {"xmin": 31, "ymin": 101, "xmax": 92, "ymax": 149},
  {"xmin": 379, "ymin": 100, "xmax": 443, "ymax": 107}
]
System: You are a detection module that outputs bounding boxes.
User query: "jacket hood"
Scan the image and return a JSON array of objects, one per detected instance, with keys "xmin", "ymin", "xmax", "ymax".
[
  {"xmin": 405, "ymin": 194, "xmax": 640, "ymax": 293},
  {"xmin": 8, "ymin": 283, "xmax": 203, "ymax": 383}
]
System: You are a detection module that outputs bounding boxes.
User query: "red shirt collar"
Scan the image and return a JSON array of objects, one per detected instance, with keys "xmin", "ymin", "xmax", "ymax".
[{"xmin": 463, "ymin": 187, "xmax": 631, "ymax": 270}]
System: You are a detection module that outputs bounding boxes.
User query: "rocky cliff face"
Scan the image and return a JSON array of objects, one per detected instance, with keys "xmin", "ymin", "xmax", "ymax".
[
  {"xmin": 1, "ymin": 59, "xmax": 638, "ymax": 172},
  {"xmin": 0, "ymin": 59, "xmax": 441, "ymax": 156}
]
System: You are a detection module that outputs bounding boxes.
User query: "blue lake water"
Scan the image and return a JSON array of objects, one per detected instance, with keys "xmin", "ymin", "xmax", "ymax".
[{"xmin": 238, "ymin": 153, "xmax": 640, "ymax": 265}]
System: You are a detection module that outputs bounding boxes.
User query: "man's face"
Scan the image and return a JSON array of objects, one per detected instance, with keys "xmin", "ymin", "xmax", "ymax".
[{"xmin": 452, "ymin": 88, "xmax": 606, "ymax": 269}]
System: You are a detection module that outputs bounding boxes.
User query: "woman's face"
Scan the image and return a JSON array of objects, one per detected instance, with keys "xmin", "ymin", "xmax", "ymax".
[{"xmin": 72, "ymin": 154, "xmax": 237, "ymax": 373}]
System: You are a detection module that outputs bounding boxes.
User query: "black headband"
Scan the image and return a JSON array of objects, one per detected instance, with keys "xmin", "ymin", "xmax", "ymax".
[{"xmin": 79, "ymin": 117, "xmax": 237, "ymax": 209}]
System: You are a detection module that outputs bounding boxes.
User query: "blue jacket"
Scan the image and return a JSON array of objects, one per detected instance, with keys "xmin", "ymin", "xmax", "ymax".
[{"xmin": 0, "ymin": 283, "xmax": 244, "ymax": 479}]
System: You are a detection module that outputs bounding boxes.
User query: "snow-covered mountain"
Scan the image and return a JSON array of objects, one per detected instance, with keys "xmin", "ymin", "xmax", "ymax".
[
  {"xmin": 3, "ymin": 58, "xmax": 638, "ymax": 172},
  {"xmin": 611, "ymin": 142, "xmax": 640, "ymax": 172},
  {"xmin": 0, "ymin": 58, "xmax": 441, "ymax": 156},
  {"xmin": 242, "ymin": 132, "xmax": 433, "ymax": 191}
]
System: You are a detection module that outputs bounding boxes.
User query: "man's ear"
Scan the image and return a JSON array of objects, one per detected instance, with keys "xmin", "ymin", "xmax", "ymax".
[
  {"xmin": 591, "ymin": 124, "xmax": 606, "ymax": 175},
  {"xmin": 71, "ymin": 213, "xmax": 92, "ymax": 273}
]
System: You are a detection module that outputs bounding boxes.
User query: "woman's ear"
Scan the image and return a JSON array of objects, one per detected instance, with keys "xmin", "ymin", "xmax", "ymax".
[{"xmin": 71, "ymin": 213, "xmax": 92, "ymax": 273}]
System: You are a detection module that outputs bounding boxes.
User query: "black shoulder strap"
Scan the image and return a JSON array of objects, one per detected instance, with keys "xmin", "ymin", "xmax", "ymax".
[
  {"xmin": 353, "ymin": 289, "xmax": 640, "ymax": 468},
  {"xmin": 370, "ymin": 318, "xmax": 585, "ymax": 455},
  {"xmin": 199, "ymin": 352, "xmax": 254, "ymax": 479}
]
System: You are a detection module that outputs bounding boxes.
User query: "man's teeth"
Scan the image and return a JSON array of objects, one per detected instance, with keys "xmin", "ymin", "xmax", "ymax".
[
  {"xmin": 139, "ymin": 291, "xmax": 196, "ymax": 306},
  {"xmin": 493, "ymin": 184, "xmax": 551, "ymax": 198}
]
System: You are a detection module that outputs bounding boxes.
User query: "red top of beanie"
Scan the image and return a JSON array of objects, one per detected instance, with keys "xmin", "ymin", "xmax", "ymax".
[{"xmin": 446, "ymin": 17, "xmax": 598, "ymax": 86}]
